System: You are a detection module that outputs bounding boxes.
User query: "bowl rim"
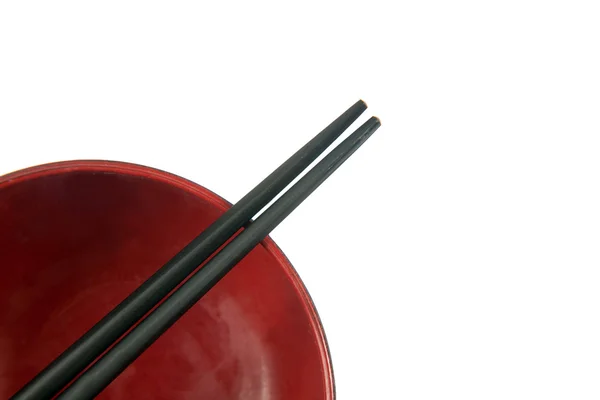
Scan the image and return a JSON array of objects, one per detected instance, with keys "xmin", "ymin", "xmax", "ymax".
[{"xmin": 0, "ymin": 159, "xmax": 335, "ymax": 400}]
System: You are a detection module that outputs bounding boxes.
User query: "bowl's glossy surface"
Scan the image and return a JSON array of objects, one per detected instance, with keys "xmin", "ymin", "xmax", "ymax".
[{"xmin": 0, "ymin": 161, "xmax": 333, "ymax": 399}]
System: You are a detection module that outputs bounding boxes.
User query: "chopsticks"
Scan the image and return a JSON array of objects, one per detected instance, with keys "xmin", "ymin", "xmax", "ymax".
[
  {"xmin": 58, "ymin": 115, "xmax": 381, "ymax": 399},
  {"xmin": 11, "ymin": 100, "xmax": 380, "ymax": 400}
]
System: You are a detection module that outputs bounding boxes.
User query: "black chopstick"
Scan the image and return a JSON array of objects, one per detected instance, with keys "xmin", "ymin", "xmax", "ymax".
[
  {"xmin": 11, "ymin": 100, "xmax": 367, "ymax": 400},
  {"xmin": 57, "ymin": 116, "xmax": 381, "ymax": 399}
]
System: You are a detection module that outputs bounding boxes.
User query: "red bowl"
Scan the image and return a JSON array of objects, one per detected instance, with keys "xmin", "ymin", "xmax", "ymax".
[{"xmin": 0, "ymin": 160, "xmax": 334, "ymax": 399}]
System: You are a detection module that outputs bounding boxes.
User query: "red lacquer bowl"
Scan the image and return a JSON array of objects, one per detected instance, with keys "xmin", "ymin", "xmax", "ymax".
[{"xmin": 0, "ymin": 161, "xmax": 334, "ymax": 399}]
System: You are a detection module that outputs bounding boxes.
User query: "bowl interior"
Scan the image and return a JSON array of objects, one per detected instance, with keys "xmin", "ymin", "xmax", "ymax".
[{"xmin": 0, "ymin": 162, "xmax": 332, "ymax": 399}]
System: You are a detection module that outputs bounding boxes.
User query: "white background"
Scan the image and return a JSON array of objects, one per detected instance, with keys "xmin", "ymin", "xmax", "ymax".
[{"xmin": 1, "ymin": 2, "xmax": 599, "ymax": 399}]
